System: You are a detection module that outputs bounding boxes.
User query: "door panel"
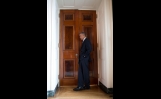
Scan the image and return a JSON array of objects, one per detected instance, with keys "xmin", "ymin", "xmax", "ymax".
[{"xmin": 79, "ymin": 10, "xmax": 98, "ymax": 85}]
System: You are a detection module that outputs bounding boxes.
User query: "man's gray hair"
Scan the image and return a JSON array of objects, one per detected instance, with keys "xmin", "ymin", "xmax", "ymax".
[{"xmin": 79, "ymin": 32, "xmax": 86, "ymax": 36}]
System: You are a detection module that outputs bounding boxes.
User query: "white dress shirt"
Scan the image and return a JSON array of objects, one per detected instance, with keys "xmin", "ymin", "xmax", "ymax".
[{"xmin": 83, "ymin": 37, "xmax": 86, "ymax": 42}]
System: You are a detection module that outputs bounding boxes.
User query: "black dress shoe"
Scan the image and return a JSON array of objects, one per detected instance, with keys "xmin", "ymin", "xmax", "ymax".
[
  {"xmin": 83, "ymin": 86, "xmax": 90, "ymax": 90},
  {"xmin": 73, "ymin": 87, "xmax": 84, "ymax": 91}
]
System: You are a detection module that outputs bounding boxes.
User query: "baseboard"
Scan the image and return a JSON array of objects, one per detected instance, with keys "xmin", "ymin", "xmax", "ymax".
[
  {"xmin": 47, "ymin": 83, "xmax": 59, "ymax": 97},
  {"xmin": 99, "ymin": 81, "xmax": 113, "ymax": 94}
]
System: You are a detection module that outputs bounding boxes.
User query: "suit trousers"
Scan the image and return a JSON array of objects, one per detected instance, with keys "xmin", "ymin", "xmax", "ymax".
[{"xmin": 78, "ymin": 58, "xmax": 90, "ymax": 87}]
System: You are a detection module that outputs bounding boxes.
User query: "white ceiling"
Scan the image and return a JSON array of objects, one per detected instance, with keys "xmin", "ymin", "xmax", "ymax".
[{"xmin": 57, "ymin": 0, "xmax": 102, "ymax": 10}]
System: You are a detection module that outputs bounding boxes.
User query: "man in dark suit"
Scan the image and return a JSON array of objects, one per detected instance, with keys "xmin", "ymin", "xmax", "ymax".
[{"xmin": 73, "ymin": 32, "xmax": 92, "ymax": 91}]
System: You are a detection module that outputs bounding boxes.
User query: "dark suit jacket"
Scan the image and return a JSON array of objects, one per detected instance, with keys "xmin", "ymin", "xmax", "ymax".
[{"xmin": 79, "ymin": 38, "xmax": 92, "ymax": 64}]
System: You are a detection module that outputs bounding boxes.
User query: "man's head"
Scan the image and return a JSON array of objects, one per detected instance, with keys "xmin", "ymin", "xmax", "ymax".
[{"xmin": 79, "ymin": 32, "xmax": 86, "ymax": 40}]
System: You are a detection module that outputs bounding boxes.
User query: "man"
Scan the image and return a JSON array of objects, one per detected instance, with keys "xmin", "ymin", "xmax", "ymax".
[{"xmin": 73, "ymin": 32, "xmax": 92, "ymax": 91}]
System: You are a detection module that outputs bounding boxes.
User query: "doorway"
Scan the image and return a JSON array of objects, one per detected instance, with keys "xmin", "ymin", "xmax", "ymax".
[{"xmin": 59, "ymin": 10, "xmax": 98, "ymax": 86}]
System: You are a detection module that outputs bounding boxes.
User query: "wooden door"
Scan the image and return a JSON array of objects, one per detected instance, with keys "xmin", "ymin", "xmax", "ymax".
[
  {"xmin": 59, "ymin": 10, "xmax": 98, "ymax": 86},
  {"xmin": 78, "ymin": 10, "xmax": 98, "ymax": 85}
]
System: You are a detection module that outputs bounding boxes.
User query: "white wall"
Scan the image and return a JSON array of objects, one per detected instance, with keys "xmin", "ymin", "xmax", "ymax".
[
  {"xmin": 97, "ymin": 0, "xmax": 113, "ymax": 88},
  {"xmin": 47, "ymin": 0, "xmax": 59, "ymax": 91}
]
